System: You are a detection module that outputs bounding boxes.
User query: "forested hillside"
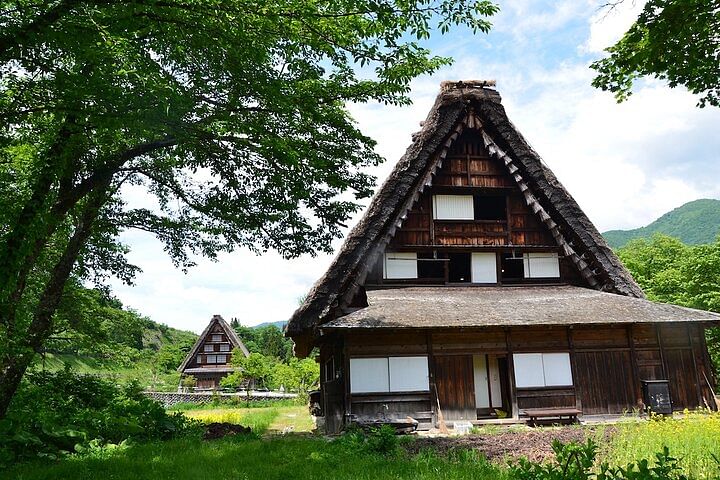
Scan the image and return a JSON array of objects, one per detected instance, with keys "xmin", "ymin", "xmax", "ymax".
[
  {"xmin": 35, "ymin": 287, "xmax": 197, "ymax": 391},
  {"xmin": 604, "ymin": 199, "xmax": 720, "ymax": 248},
  {"xmin": 617, "ymin": 235, "xmax": 720, "ymax": 373}
]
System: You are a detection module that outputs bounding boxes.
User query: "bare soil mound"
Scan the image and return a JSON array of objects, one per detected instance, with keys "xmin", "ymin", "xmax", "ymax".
[
  {"xmin": 405, "ymin": 426, "xmax": 614, "ymax": 463},
  {"xmin": 203, "ymin": 422, "xmax": 252, "ymax": 440}
]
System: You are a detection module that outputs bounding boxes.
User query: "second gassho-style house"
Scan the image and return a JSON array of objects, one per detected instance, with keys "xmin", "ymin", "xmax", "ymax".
[
  {"xmin": 285, "ymin": 80, "xmax": 720, "ymax": 433},
  {"xmin": 177, "ymin": 314, "xmax": 249, "ymax": 390}
]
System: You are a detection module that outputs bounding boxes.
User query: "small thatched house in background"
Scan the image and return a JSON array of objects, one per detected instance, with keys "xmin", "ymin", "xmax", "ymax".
[
  {"xmin": 286, "ymin": 80, "xmax": 720, "ymax": 434},
  {"xmin": 178, "ymin": 314, "xmax": 249, "ymax": 390}
]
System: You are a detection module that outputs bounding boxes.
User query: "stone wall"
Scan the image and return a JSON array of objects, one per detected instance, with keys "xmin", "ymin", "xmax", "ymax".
[{"xmin": 145, "ymin": 391, "xmax": 298, "ymax": 408}]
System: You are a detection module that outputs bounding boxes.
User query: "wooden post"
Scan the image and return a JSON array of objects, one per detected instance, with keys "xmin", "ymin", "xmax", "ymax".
[
  {"xmin": 505, "ymin": 328, "xmax": 518, "ymax": 419},
  {"xmin": 426, "ymin": 331, "xmax": 438, "ymax": 426},
  {"xmin": 687, "ymin": 324, "xmax": 704, "ymax": 408},
  {"xmin": 698, "ymin": 326, "xmax": 718, "ymax": 410},
  {"xmin": 568, "ymin": 326, "xmax": 582, "ymax": 412},
  {"xmin": 627, "ymin": 324, "xmax": 642, "ymax": 407},
  {"xmin": 656, "ymin": 325, "xmax": 668, "ymax": 379},
  {"xmin": 342, "ymin": 339, "xmax": 351, "ymax": 430},
  {"xmin": 506, "ymin": 195, "xmax": 512, "ymax": 246},
  {"xmin": 466, "ymin": 154, "xmax": 471, "ymax": 186}
]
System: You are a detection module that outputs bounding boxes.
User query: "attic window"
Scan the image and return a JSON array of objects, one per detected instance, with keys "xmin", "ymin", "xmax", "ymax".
[
  {"xmin": 433, "ymin": 194, "xmax": 507, "ymax": 221},
  {"xmin": 433, "ymin": 195, "xmax": 474, "ymax": 220},
  {"xmin": 219, "ymin": 344, "xmax": 230, "ymax": 352},
  {"xmin": 205, "ymin": 354, "xmax": 227, "ymax": 364},
  {"xmin": 474, "ymin": 195, "xmax": 506, "ymax": 221},
  {"xmin": 203, "ymin": 344, "xmax": 214, "ymax": 352},
  {"xmin": 211, "ymin": 334, "xmax": 223, "ymax": 342}
]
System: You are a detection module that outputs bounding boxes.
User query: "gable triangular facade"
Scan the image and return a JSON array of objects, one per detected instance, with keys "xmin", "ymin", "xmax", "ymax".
[
  {"xmin": 285, "ymin": 81, "xmax": 720, "ymax": 433},
  {"xmin": 177, "ymin": 315, "xmax": 249, "ymax": 389},
  {"xmin": 287, "ymin": 81, "xmax": 644, "ymax": 354}
]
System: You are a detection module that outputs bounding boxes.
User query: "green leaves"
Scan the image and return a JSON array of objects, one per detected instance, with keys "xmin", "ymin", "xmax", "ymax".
[
  {"xmin": 591, "ymin": 0, "xmax": 720, "ymax": 108},
  {"xmin": 617, "ymin": 234, "xmax": 720, "ymax": 374},
  {"xmin": 0, "ymin": 369, "xmax": 199, "ymax": 465},
  {"xmin": 0, "ymin": 0, "xmax": 497, "ymax": 418},
  {"xmin": 509, "ymin": 439, "xmax": 690, "ymax": 480}
]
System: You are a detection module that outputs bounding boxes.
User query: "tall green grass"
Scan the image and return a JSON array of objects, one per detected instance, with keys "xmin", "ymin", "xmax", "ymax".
[
  {"xmin": 5, "ymin": 436, "xmax": 506, "ymax": 480},
  {"xmin": 601, "ymin": 410, "xmax": 720, "ymax": 479},
  {"xmin": 182, "ymin": 407, "xmax": 281, "ymax": 434}
]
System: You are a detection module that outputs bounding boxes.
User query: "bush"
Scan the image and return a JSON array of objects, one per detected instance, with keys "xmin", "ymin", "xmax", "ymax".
[
  {"xmin": 508, "ymin": 439, "xmax": 691, "ymax": 480},
  {"xmin": 0, "ymin": 369, "xmax": 201, "ymax": 466},
  {"xmin": 339, "ymin": 424, "xmax": 399, "ymax": 456}
]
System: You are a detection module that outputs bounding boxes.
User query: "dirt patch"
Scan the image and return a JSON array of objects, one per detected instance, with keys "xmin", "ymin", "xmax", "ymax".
[
  {"xmin": 405, "ymin": 426, "xmax": 615, "ymax": 463},
  {"xmin": 203, "ymin": 422, "xmax": 252, "ymax": 440}
]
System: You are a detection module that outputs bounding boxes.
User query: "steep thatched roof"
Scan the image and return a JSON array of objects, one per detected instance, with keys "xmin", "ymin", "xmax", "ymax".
[
  {"xmin": 177, "ymin": 314, "xmax": 249, "ymax": 373},
  {"xmin": 286, "ymin": 81, "xmax": 644, "ymax": 346},
  {"xmin": 322, "ymin": 286, "xmax": 720, "ymax": 330}
]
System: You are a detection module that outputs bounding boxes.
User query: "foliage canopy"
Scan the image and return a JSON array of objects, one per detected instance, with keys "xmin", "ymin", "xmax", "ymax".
[
  {"xmin": 0, "ymin": 0, "xmax": 498, "ymax": 416},
  {"xmin": 591, "ymin": 0, "xmax": 720, "ymax": 107}
]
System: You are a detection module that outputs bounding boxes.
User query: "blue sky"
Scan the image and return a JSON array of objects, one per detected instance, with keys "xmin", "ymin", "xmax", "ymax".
[{"xmin": 110, "ymin": 0, "xmax": 720, "ymax": 333}]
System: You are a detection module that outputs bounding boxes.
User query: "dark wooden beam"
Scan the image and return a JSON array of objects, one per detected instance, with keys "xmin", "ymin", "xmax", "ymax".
[
  {"xmin": 505, "ymin": 328, "xmax": 518, "ymax": 419},
  {"xmin": 627, "ymin": 324, "xmax": 642, "ymax": 407},
  {"xmin": 687, "ymin": 323, "xmax": 704, "ymax": 408}
]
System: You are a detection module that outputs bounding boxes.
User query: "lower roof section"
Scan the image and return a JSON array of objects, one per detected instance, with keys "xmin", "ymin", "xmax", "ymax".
[{"xmin": 321, "ymin": 285, "xmax": 720, "ymax": 330}]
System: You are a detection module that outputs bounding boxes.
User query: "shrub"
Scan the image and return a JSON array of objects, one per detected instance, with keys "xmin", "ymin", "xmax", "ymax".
[
  {"xmin": 508, "ymin": 439, "xmax": 691, "ymax": 480},
  {"xmin": 338, "ymin": 424, "xmax": 399, "ymax": 456},
  {"xmin": 0, "ymin": 369, "xmax": 201, "ymax": 466}
]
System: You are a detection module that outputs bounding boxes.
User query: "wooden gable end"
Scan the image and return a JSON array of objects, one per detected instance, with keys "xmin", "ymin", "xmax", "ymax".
[
  {"xmin": 189, "ymin": 321, "xmax": 234, "ymax": 368},
  {"xmin": 389, "ymin": 130, "xmax": 555, "ymax": 248},
  {"xmin": 178, "ymin": 315, "xmax": 248, "ymax": 373}
]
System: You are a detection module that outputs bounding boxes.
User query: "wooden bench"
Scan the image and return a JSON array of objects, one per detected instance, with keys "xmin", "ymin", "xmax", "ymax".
[{"xmin": 523, "ymin": 408, "xmax": 582, "ymax": 425}]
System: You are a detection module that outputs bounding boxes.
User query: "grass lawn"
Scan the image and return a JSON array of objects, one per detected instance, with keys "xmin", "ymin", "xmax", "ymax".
[
  {"xmin": 5, "ymin": 435, "xmax": 505, "ymax": 480},
  {"xmin": 7, "ymin": 408, "xmax": 720, "ymax": 480}
]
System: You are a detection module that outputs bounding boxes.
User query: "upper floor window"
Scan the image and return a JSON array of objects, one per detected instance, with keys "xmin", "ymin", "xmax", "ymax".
[
  {"xmin": 219, "ymin": 343, "xmax": 230, "ymax": 352},
  {"xmin": 383, "ymin": 252, "xmax": 418, "ymax": 279},
  {"xmin": 203, "ymin": 344, "xmax": 214, "ymax": 352},
  {"xmin": 433, "ymin": 194, "xmax": 507, "ymax": 221},
  {"xmin": 433, "ymin": 195, "xmax": 474, "ymax": 220},
  {"xmin": 523, "ymin": 252, "xmax": 560, "ymax": 278},
  {"xmin": 502, "ymin": 252, "xmax": 560, "ymax": 281}
]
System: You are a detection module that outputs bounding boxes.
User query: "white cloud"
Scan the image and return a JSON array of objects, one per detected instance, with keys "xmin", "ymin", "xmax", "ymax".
[{"xmin": 583, "ymin": 0, "xmax": 646, "ymax": 54}]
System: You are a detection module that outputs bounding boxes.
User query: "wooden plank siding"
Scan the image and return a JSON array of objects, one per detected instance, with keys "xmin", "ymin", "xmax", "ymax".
[
  {"xmin": 387, "ymin": 133, "xmax": 554, "ymax": 250},
  {"xmin": 326, "ymin": 323, "xmax": 715, "ymax": 432}
]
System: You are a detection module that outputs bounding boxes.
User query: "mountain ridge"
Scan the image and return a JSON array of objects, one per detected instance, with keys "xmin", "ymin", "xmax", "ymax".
[{"xmin": 603, "ymin": 199, "xmax": 720, "ymax": 249}]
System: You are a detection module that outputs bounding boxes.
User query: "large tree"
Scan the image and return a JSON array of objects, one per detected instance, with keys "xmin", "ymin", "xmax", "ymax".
[
  {"xmin": 0, "ymin": 0, "xmax": 498, "ymax": 416},
  {"xmin": 591, "ymin": 0, "xmax": 720, "ymax": 107}
]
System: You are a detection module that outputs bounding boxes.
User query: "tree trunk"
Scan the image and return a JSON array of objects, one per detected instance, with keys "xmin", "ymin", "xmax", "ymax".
[
  {"xmin": 0, "ymin": 136, "xmax": 177, "ymax": 418},
  {"xmin": 0, "ymin": 181, "xmax": 110, "ymax": 418}
]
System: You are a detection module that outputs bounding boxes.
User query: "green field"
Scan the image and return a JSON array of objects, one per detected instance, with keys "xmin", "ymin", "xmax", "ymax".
[{"xmin": 7, "ymin": 407, "xmax": 720, "ymax": 480}]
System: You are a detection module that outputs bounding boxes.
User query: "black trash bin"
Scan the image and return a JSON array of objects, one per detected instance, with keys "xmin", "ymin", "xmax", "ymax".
[{"xmin": 641, "ymin": 380, "xmax": 672, "ymax": 415}]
